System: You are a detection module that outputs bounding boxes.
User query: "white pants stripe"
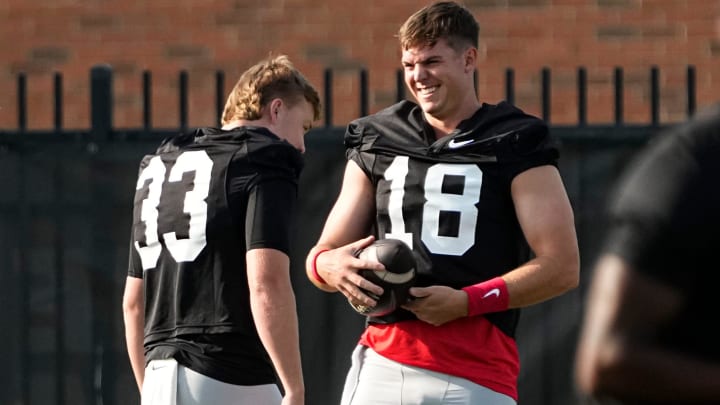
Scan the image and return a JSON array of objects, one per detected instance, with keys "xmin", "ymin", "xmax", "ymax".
[
  {"xmin": 341, "ymin": 345, "xmax": 516, "ymax": 405},
  {"xmin": 142, "ymin": 359, "xmax": 282, "ymax": 405}
]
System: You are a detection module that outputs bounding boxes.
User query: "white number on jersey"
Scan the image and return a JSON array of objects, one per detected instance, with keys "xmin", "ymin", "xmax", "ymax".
[
  {"xmin": 134, "ymin": 151, "xmax": 214, "ymax": 270},
  {"xmin": 383, "ymin": 156, "xmax": 414, "ymax": 248},
  {"xmin": 384, "ymin": 157, "xmax": 482, "ymax": 256}
]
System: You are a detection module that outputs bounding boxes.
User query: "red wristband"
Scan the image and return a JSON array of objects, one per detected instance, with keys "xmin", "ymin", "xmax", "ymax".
[
  {"xmin": 462, "ymin": 277, "xmax": 509, "ymax": 316},
  {"xmin": 310, "ymin": 249, "xmax": 330, "ymax": 285}
]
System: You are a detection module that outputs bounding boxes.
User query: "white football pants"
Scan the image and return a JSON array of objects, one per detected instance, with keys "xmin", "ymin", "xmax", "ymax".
[
  {"xmin": 341, "ymin": 345, "xmax": 516, "ymax": 405},
  {"xmin": 142, "ymin": 359, "xmax": 282, "ymax": 405}
]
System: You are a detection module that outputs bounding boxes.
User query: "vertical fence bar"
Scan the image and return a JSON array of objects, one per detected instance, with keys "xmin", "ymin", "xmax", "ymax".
[
  {"xmin": 577, "ymin": 67, "xmax": 587, "ymax": 126},
  {"xmin": 687, "ymin": 65, "xmax": 696, "ymax": 118},
  {"xmin": 324, "ymin": 69, "xmax": 333, "ymax": 127},
  {"xmin": 541, "ymin": 67, "xmax": 551, "ymax": 123},
  {"xmin": 216, "ymin": 70, "xmax": 225, "ymax": 126},
  {"xmin": 18, "ymin": 161, "xmax": 29, "ymax": 405},
  {"xmin": 53, "ymin": 73, "xmax": 63, "ymax": 132},
  {"xmin": 54, "ymin": 70, "xmax": 66, "ymax": 402},
  {"xmin": 614, "ymin": 67, "xmax": 623, "ymax": 125},
  {"xmin": 143, "ymin": 71, "xmax": 152, "ymax": 131},
  {"xmin": 89, "ymin": 64, "xmax": 114, "ymax": 404},
  {"xmin": 505, "ymin": 68, "xmax": 514, "ymax": 105},
  {"xmin": 91, "ymin": 65, "xmax": 113, "ymax": 141},
  {"xmin": 179, "ymin": 71, "xmax": 188, "ymax": 132},
  {"xmin": 15, "ymin": 100, "xmax": 30, "ymax": 405},
  {"xmin": 359, "ymin": 69, "xmax": 368, "ymax": 118},
  {"xmin": 18, "ymin": 73, "xmax": 27, "ymax": 132},
  {"xmin": 395, "ymin": 69, "xmax": 405, "ymax": 102},
  {"xmin": 650, "ymin": 66, "xmax": 659, "ymax": 126},
  {"xmin": 54, "ymin": 163, "xmax": 65, "ymax": 405}
]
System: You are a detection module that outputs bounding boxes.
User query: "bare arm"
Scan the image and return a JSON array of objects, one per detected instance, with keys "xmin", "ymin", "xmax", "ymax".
[
  {"xmin": 504, "ymin": 164, "xmax": 580, "ymax": 306},
  {"xmin": 247, "ymin": 248, "xmax": 304, "ymax": 404},
  {"xmin": 305, "ymin": 161, "xmax": 385, "ymax": 305},
  {"xmin": 405, "ymin": 165, "xmax": 579, "ymax": 325},
  {"xmin": 575, "ymin": 254, "xmax": 720, "ymax": 403},
  {"xmin": 122, "ymin": 276, "xmax": 145, "ymax": 392}
]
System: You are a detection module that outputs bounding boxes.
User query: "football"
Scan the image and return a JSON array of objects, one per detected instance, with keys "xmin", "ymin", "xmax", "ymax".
[{"xmin": 350, "ymin": 238, "xmax": 417, "ymax": 317}]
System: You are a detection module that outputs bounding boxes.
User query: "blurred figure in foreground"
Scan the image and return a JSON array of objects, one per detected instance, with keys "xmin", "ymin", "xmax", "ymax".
[{"xmin": 575, "ymin": 104, "xmax": 720, "ymax": 404}]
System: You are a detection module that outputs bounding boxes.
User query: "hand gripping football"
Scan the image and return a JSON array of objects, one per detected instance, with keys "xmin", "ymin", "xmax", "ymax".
[{"xmin": 350, "ymin": 238, "xmax": 417, "ymax": 317}]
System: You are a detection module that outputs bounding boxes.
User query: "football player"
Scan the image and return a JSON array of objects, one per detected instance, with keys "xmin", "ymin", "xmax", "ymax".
[
  {"xmin": 575, "ymin": 104, "xmax": 720, "ymax": 403},
  {"xmin": 305, "ymin": 2, "xmax": 579, "ymax": 404},
  {"xmin": 122, "ymin": 55, "xmax": 320, "ymax": 405}
]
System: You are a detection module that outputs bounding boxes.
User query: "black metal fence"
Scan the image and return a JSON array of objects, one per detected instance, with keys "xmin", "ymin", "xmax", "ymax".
[{"xmin": 0, "ymin": 64, "xmax": 701, "ymax": 405}]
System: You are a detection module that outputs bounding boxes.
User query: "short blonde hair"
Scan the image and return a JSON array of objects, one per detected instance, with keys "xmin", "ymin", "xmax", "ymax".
[{"xmin": 221, "ymin": 55, "xmax": 321, "ymax": 125}]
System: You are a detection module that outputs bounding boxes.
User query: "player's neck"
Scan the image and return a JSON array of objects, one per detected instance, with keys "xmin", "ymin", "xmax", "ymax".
[
  {"xmin": 425, "ymin": 99, "xmax": 481, "ymax": 139},
  {"xmin": 222, "ymin": 118, "xmax": 269, "ymax": 131}
]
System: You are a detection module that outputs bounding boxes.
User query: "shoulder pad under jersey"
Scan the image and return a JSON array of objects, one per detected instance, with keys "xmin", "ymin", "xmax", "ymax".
[
  {"xmin": 429, "ymin": 102, "xmax": 558, "ymax": 163},
  {"xmin": 345, "ymin": 101, "xmax": 431, "ymax": 157}
]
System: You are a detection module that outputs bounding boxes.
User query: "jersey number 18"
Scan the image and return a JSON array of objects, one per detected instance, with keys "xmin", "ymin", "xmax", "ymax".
[{"xmin": 384, "ymin": 156, "xmax": 482, "ymax": 256}]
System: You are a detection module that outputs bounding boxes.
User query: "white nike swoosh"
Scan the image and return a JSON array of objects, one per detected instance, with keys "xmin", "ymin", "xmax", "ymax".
[
  {"xmin": 447, "ymin": 138, "xmax": 473, "ymax": 148},
  {"xmin": 482, "ymin": 288, "xmax": 500, "ymax": 299},
  {"xmin": 446, "ymin": 130, "xmax": 516, "ymax": 150}
]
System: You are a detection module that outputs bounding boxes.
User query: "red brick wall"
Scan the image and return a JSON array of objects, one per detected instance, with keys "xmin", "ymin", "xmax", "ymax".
[{"xmin": 1, "ymin": 0, "xmax": 718, "ymax": 130}]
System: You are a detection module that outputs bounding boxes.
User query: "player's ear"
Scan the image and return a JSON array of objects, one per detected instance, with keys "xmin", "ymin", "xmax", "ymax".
[
  {"xmin": 463, "ymin": 47, "xmax": 477, "ymax": 73},
  {"xmin": 268, "ymin": 98, "xmax": 283, "ymax": 122}
]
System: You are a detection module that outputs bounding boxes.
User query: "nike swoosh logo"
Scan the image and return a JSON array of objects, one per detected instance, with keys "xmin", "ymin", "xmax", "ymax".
[
  {"xmin": 447, "ymin": 138, "xmax": 473, "ymax": 148},
  {"xmin": 446, "ymin": 130, "xmax": 516, "ymax": 150},
  {"xmin": 482, "ymin": 288, "xmax": 500, "ymax": 299}
]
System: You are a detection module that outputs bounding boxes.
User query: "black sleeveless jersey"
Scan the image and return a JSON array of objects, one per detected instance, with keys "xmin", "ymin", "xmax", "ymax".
[
  {"xmin": 345, "ymin": 100, "xmax": 558, "ymax": 336},
  {"xmin": 127, "ymin": 126, "xmax": 303, "ymax": 385}
]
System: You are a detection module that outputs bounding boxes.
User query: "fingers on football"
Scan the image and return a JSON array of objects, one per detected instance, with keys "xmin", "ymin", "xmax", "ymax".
[
  {"xmin": 353, "ymin": 272, "xmax": 384, "ymax": 296},
  {"xmin": 349, "ymin": 285, "xmax": 378, "ymax": 307},
  {"xmin": 359, "ymin": 234, "xmax": 376, "ymax": 245},
  {"xmin": 408, "ymin": 286, "xmax": 429, "ymax": 298},
  {"xmin": 355, "ymin": 256, "xmax": 385, "ymax": 272},
  {"xmin": 349, "ymin": 235, "xmax": 376, "ymax": 252}
]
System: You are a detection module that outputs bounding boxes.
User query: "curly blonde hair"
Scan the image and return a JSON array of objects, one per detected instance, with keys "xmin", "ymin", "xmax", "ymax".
[{"xmin": 221, "ymin": 55, "xmax": 321, "ymax": 125}]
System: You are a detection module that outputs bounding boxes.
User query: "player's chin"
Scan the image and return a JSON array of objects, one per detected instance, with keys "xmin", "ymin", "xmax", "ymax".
[
  {"xmin": 417, "ymin": 99, "xmax": 448, "ymax": 118},
  {"xmin": 417, "ymin": 98, "xmax": 438, "ymax": 113}
]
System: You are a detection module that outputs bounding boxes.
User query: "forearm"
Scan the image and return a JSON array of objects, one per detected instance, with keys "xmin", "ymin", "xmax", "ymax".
[
  {"xmin": 251, "ymin": 280, "xmax": 304, "ymax": 398},
  {"xmin": 122, "ymin": 276, "xmax": 145, "ymax": 392},
  {"xmin": 306, "ymin": 160, "xmax": 377, "ymax": 293},
  {"xmin": 502, "ymin": 253, "xmax": 578, "ymax": 308},
  {"xmin": 590, "ymin": 343, "xmax": 720, "ymax": 403},
  {"xmin": 577, "ymin": 256, "xmax": 720, "ymax": 403},
  {"xmin": 409, "ymin": 253, "xmax": 579, "ymax": 326},
  {"xmin": 123, "ymin": 308, "xmax": 145, "ymax": 392}
]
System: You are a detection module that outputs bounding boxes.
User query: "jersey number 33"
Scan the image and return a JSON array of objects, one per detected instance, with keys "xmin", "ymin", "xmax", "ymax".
[{"xmin": 134, "ymin": 150, "xmax": 214, "ymax": 270}]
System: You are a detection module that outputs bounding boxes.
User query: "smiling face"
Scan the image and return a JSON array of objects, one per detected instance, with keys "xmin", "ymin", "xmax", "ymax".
[{"xmin": 402, "ymin": 38, "xmax": 479, "ymax": 131}]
